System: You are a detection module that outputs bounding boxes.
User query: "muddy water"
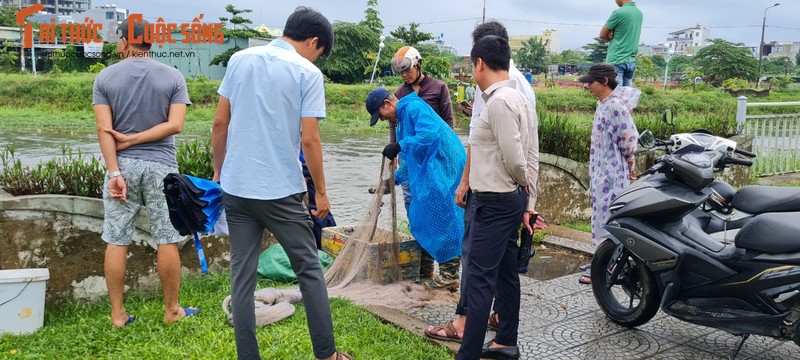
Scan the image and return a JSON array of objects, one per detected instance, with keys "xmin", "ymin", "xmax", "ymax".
[
  {"xmin": 522, "ymin": 246, "xmax": 588, "ymax": 281},
  {"xmin": 0, "ymin": 129, "xmax": 408, "ymax": 227}
]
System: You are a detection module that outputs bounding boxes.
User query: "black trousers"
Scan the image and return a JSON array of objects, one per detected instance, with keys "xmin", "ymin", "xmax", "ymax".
[
  {"xmin": 456, "ymin": 192, "xmax": 474, "ymax": 315},
  {"xmin": 456, "ymin": 188, "xmax": 526, "ymax": 360}
]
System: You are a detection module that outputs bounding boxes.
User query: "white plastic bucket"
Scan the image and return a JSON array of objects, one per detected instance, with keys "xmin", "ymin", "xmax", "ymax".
[{"xmin": 0, "ymin": 268, "xmax": 50, "ymax": 335}]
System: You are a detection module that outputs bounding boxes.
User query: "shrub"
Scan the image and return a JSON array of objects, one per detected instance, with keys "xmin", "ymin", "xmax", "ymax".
[
  {"xmin": 380, "ymin": 75, "xmax": 404, "ymax": 87},
  {"xmin": 0, "ymin": 144, "xmax": 105, "ymax": 198},
  {"xmin": 176, "ymin": 138, "xmax": 214, "ymax": 180},
  {"xmin": 642, "ymin": 86, "xmax": 655, "ymax": 95},
  {"xmin": 1, "ymin": 139, "xmax": 216, "ymax": 198},
  {"xmin": 771, "ymin": 75, "xmax": 793, "ymax": 90},
  {"xmin": 538, "ymin": 111, "xmax": 592, "ymax": 163},
  {"xmin": 722, "ymin": 78, "xmax": 750, "ymax": 91},
  {"xmin": 88, "ymin": 63, "xmax": 106, "ymax": 73},
  {"xmin": 50, "ymin": 64, "xmax": 62, "ymax": 76}
]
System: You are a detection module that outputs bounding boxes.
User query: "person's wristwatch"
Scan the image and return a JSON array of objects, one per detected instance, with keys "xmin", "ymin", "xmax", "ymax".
[{"xmin": 107, "ymin": 171, "xmax": 122, "ymax": 180}]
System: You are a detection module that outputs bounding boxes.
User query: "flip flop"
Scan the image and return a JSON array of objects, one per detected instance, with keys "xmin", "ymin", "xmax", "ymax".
[
  {"xmin": 578, "ymin": 268, "xmax": 592, "ymax": 285},
  {"xmin": 424, "ymin": 321, "xmax": 463, "ymax": 343},
  {"xmin": 579, "ymin": 263, "xmax": 591, "ymax": 272},
  {"xmin": 182, "ymin": 307, "xmax": 199, "ymax": 318},
  {"xmin": 113, "ymin": 315, "xmax": 135, "ymax": 328}
]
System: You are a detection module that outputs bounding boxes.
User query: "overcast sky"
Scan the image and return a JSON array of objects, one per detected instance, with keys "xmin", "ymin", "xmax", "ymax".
[{"xmin": 107, "ymin": 0, "xmax": 800, "ymax": 55}]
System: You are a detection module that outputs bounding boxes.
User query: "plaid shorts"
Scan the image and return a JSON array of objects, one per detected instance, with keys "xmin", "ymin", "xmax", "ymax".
[{"xmin": 102, "ymin": 156, "xmax": 183, "ymax": 246}]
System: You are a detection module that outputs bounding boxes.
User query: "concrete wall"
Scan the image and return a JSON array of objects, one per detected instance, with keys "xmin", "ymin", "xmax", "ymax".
[
  {"xmin": 0, "ymin": 194, "xmax": 274, "ymax": 304},
  {"xmin": 535, "ymin": 134, "xmax": 754, "ymax": 224}
]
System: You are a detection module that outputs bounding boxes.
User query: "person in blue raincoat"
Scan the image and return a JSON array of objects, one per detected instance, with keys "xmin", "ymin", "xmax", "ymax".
[{"xmin": 365, "ymin": 88, "xmax": 467, "ymax": 278}]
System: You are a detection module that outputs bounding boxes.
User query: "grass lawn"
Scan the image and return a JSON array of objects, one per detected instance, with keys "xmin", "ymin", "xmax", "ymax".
[
  {"xmin": 0, "ymin": 272, "xmax": 451, "ymax": 359},
  {"xmin": 559, "ymin": 221, "xmax": 592, "ymax": 233}
]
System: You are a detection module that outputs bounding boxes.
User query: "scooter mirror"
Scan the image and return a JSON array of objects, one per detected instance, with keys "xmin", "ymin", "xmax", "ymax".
[
  {"xmin": 639, "ymin": 130, "xmax": 656, "ymax": 149},
  {"xmin": 662, "ymin": 109, "xmax": 676, "ymax": 126}
]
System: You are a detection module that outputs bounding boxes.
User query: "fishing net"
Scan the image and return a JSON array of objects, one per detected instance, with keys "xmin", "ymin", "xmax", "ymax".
[{"xmin": 324, "ymin": 157, "xmax": 402, "ymax": 289}]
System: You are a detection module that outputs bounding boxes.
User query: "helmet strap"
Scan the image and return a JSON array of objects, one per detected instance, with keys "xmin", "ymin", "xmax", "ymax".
[{"xmin": 412, "ymin": 68, "xmax": 423, "ymax": 86}]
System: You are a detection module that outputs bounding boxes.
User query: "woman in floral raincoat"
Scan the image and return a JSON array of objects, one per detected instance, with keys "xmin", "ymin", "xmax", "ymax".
[{"xmin": 578, "ymin": 63, "xmax": 640, "ymax": 284}]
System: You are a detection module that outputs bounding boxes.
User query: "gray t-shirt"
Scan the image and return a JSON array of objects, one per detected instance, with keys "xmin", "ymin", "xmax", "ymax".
[{"xmin": 92, "ymin": 57, "xmax": 191, "ymax": 168}]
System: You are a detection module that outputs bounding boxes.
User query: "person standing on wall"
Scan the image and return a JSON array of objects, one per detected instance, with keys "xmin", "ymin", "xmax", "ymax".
[{"xmin": 600, "ymin": 0, "xmax": 643, "ymax": 86}]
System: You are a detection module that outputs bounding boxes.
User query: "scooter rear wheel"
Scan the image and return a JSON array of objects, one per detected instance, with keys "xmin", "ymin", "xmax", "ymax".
[{"xmin": 591, "ymin": 240, "xmax": 660, "ymax": 327}]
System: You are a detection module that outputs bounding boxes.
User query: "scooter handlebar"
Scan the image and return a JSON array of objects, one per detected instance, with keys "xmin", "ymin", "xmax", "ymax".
[
  {"xmin": 734, "ymin": 148, "xmax": 757, "ymax": 158},
  {"xmin": 727, "ymin": 157, "xmax": 753, "ymax": 167}
]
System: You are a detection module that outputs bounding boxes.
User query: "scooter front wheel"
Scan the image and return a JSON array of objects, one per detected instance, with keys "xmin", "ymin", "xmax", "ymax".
[{"xmin": 591, "ymin": 240, "xmax": 659, "ymax": 327}]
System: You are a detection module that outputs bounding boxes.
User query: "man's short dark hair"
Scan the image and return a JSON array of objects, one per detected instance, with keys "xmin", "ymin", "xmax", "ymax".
[
  {"xmin": 472, "ymin": 20, "xmax": 508, "ymax": 43},
  {"xmin": 471, "ymin": 35, "xmax": 510, "ymax": 72},
  {"xmin": 117, "ymin": 18, "xmax": 152, "ymax": 51},
  {"xmin": 283, "ymin": 7, "xmax": 334, "ymax": 57}
]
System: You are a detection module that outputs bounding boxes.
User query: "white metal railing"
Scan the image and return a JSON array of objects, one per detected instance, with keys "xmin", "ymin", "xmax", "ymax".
[{"xmin": 736, "ymin": 96, "xmax": 800, "ymax": 176}]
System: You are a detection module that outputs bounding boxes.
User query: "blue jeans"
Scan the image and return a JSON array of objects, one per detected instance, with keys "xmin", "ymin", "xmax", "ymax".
[{"xmin": 614, "ymin": 62, "xmax": 635, "ymax": 87}]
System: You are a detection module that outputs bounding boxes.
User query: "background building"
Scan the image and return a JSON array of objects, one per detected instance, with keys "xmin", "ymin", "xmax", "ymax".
[
  {"xmin": 509, "ymin": 29, "xmax": 561, "ymax": 54},
  {"xmin": 665, "ymin": 24, "xmax": 710, "ymax": 55},
  {"xmin": 1, "ymin": 0, "xmax": 91, "ymax": 16},
  {"xmin": 764, "ymin": 41, "xmax": 800, "ymax": 61},
  {"xmin": 75, "ymin": 4, "xmax": 127, "ymax": 42},
  {"xmin": 420, "ymin": 33, "xmax": 457, "ymax": 55}
]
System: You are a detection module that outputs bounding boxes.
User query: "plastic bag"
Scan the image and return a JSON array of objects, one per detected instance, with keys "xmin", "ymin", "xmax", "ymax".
[
  {"xmin": 211, "ymin": 210, "xmax": 229, "ymax": 237},
  {"xmin": 257, "ymin": 243, "xmax": 334, "ymax": 282}
]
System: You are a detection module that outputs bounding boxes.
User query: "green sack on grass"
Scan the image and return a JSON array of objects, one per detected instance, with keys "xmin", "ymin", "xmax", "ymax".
[{"xmin": 257, "ymin": 243, "xmax": 334, "ymax": 282}]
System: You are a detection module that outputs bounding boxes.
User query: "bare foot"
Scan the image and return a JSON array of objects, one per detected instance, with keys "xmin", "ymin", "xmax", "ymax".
[
  {"xmin": 317, "ymin": 351, "xmax": 352, "ymax": 360},
  {"xmin": 111, "ymin": 310, "xmax": 131, "ymax": 328},
  {"xmin": 488, "ymin": 341, "xmax": 513, "ymax": 350},
  {"xmin": 164, "ymin": 306, "xmax": 197, "ymax": 324}
]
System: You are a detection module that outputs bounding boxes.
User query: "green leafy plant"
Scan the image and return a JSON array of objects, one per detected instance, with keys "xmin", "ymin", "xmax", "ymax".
[
  {"xmin": 770, "ymin": 75, "xmax": 793, "ymax": 90},
  {"xmin": 722, "ymin": 78, "xmax": 750, "ymax": 91},
  {"xmin": 0, "ymin": 139, "xmax": 216, "ymax": 198},
  {"xmin": 0, "ymin": 144, "xmax": 105, "ymax": 198},
  {"xmin": 88, "ymin": 62, "xmax": 106, "ymax": 73},
  {"xmin": 176, "ymin": 138, "xmax": 214, "ymax": 180}
]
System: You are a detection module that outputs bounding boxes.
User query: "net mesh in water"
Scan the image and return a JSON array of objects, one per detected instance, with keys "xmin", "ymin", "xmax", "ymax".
[{"xmin": 324, "ymin": 157, "xmax": 402, "ymax": 290}]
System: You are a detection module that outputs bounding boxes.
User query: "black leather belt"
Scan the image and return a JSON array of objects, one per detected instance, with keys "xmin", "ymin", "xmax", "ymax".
[{"xmin": 472, "ymin": 187, "xmax": 522, "ymax": 202}]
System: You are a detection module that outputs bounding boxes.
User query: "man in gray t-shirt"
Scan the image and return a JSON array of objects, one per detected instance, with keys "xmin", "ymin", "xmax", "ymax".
[{"xmin": 92, "ymin": 19, "xmax": 194, "ymax": 328}]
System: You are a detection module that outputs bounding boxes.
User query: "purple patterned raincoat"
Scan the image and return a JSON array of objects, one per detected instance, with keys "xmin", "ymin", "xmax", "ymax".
[{"xmin": 589, "ymin": 86, "xmax": 640, "ymax": 247}]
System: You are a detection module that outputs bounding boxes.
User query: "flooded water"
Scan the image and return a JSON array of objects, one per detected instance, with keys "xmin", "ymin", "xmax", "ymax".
[
  {"xmin": 0, "ymin": 129, "xmax": 413, "ymax": 227},
  {"xmin": 522, "ymin": 246, "xmax": 588, "ymax": 281}
]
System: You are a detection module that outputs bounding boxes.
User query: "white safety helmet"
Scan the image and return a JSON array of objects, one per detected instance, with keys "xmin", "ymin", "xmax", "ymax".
[{"xmin": 391, "ymin": 46, "xmax": 422, "ymax": 74}]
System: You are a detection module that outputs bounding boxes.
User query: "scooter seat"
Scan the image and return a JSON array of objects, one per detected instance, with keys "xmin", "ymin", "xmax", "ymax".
[
  {"xmin": 732, "ymin": 186, "xmax": 800, "ymax": 214},
  {"xmin": 735, "ymin": 213, "xmax": 800, "ymax": 254}
]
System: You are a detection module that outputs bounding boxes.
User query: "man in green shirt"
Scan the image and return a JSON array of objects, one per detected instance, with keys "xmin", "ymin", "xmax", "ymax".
[{"xmin": 600, "ymin": 0, "xmax": 643, "ymax": 86}]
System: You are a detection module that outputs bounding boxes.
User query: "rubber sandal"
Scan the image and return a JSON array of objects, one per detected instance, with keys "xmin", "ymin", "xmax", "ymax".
[
  {"xmin": 112, "ymin": 315, "xmax": 135, "ymax": 328},
  {"xmin": 578, "ymin": 268, "xmax": 591, "ymax": 285},
  {"xmin": 182, "ymin": 306, "xmax": 199, "ymax": 318},
  {"xmin": 579, "ymin": 263, "xmax": 591, "ymax": 272},
  {"xmin": 424, "ymin": 321, "xmax": 463, "ymax": 343}
]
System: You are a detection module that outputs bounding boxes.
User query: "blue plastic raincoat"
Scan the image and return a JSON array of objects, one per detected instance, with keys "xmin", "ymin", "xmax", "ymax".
[{"xmin": 394, "ymin": 93, "xmax": 466, "ymax": 263}]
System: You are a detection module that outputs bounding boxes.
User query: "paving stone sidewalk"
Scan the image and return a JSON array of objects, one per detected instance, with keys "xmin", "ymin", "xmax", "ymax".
[{"xmin": 397, "ymin": 230, "xmax": 800, "ymax": 359}]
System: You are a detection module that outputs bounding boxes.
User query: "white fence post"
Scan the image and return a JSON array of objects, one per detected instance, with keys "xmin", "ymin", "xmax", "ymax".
[{"xmin": 736, "ymin": 96, "xmax": 748, "ymax": 133}]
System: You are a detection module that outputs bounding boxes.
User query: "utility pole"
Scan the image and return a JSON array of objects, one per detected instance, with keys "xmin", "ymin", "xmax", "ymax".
[
  {"xmin": 19, "ymin": 0, "xmax": 25, "ymax": 72},
  {"xmin": 482, "ymin": 0, "xmax": 486, "ymax": 24},
  {"xmin": 757, "ymin": 3, "xmax": 780, "ymax": 88}
]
